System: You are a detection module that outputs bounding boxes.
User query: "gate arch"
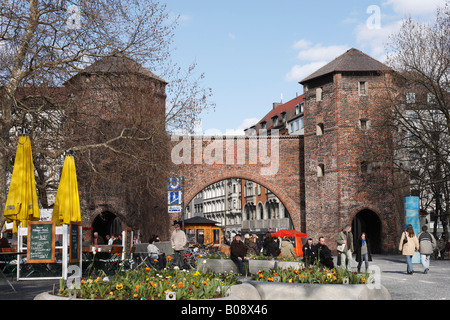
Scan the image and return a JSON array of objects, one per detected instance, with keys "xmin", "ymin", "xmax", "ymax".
[
  {"xmin": 351, "ymin": 208, "xmax": 383, "ymax": 254},
  {"xmin": 176, "ymin": 135, "xmax": 304, "ymax": 232}
]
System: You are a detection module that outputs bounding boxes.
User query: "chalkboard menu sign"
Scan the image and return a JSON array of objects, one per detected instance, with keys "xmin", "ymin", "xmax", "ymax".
[
  {"xmin": 27, "ymin": 221, "xmax": 55, "ymax": 264},
  {"xmin": 70, "ymin": 223, "xmax": 81, "ymax": 263},
  {"xmin": 125, "ymin": 228, "xmax": 132, "ymax": 259}
]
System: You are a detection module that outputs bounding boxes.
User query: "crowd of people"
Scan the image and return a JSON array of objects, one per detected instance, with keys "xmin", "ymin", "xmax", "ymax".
[
  {"xmin": 228, "ymin": 224, "xmax": 450, "ymax": 275},
  {"xmin": 88, "ymin": 221, "xmax": 450, "ymax": 276}
]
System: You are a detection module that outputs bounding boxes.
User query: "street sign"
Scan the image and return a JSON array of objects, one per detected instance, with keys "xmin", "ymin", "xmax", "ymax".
[
  {"xmin": 168, "ymin": 205, "xmax": 182, "ymax": 214},
  {"xmin": 168, "ymin": 176, "xmax": 182, "ymax": 190},
  {"xmin": 168, "ymin": 191, "xmax": 182, "ymax": 205}
]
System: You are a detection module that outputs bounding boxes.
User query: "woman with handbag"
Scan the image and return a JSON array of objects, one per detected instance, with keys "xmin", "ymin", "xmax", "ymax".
[{"xmin": 399, "ymin": 224, "xmax": 420, "ymax": 274}]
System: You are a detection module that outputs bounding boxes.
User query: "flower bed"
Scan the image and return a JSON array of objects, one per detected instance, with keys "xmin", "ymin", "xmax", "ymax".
[
  {"xmin": 54, "ymin": 267, "xmax": 239, "ymax": 300},
  {"xmin": 252, "ymin": 267, "xmax": 368, "ymax": 284}
]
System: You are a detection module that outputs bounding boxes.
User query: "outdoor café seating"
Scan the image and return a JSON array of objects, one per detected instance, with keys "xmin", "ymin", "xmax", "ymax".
[{"xmin": 98, "ymin": 245, "xmax": 123, "ymax": 275}]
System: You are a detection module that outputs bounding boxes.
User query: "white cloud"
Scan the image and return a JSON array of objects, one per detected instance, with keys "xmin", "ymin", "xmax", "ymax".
[
  {"xmin": 285, "ymin": 40, "xmax": 349, "ymax": 83},
  {"xmin": 292, "ymin": 39, "xmax": 311, "ymax": 50},
  {"xmin": 228, "ymin": 33, "xmax": 236, "ymax": 40},
  {"xmin": 285, "ymin": 61, "xmax": 328, "ymax": 82},
  {"xmin": 383, "ymin": 0, "xmax": 447, "ymax": 16},
  {"xmin": 297, "ymin": 44, "xmax": 350, "ymax": 62},
  {"xmin": 355, "ymin": 20, "xmax": 403, "ymax": 61},
  {"xmin": 224, "ymin": 117, "xmax": 259, "ymax": 135}
]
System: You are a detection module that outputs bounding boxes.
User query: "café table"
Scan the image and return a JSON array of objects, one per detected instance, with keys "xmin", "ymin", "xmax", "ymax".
[{"xmin": 0, "ymin": 251, "xmax": 26, "ymax": 292}]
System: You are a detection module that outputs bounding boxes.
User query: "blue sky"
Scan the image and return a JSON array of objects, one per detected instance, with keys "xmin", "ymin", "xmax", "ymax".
[{"xmin": 163, "ymin": 0, "xmax": 446, "ymax": 135}]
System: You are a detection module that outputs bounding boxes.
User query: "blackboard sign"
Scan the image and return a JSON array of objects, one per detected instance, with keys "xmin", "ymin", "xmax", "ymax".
[
  {"xmin": 70, "ymin": 223, "xmax": 81, "ymax": 263},
  {"xmin": 27, "ymin": 221, "xmax": 55, "ymax": 264},
  {"xmin": 125, "ymin": 228, "xmax": 132, "ymax": 259}
]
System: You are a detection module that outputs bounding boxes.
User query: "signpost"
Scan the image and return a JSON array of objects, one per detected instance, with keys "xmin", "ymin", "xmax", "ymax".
[
  {"xmin": 168, "ymin": 176, "xmax": 185, "ymax": 230},
  {"xmin": 69, "ymin": 222, "xmax": 81, "ymax": 263}
]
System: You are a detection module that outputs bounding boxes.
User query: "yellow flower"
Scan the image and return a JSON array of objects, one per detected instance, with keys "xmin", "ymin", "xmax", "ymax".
[
  {"xmin": 268, "ymin": 277, "xmax": 273, "ymax": 282},
  {"xmin": 164, "ymin": 289, "xmax": 171, "ymax": 294},
  {"xmin": 327, "ymin": 273, "xmax": 332, "ymax": 279},
  {"xmin": 259, "ymin": 274, "xmax": 264, "ymax": 278},
  {"xmin": 193, "ymin": 271, "xmax": 201, "ymax": 276},
  {"xmin": 109, "ymin": 291, "xmax": 114, "ymax": 296},
  {"xmin": 202, "ymin": 281, "xmax": 208, "ymax": 286},
  {"xmin": 150, "ymin": 281, "xmax": 156, "ymax": 288},
  {"xmin": 288, "ymin": 279, "xmax": 293, "ymax": 283},
  {"xmin": 116, "ymin": 283, "xmax": 123, "ymax": 290},
  {"xmin": 133, "ymin": 293, "xmax": 138, "ymax": 298}
]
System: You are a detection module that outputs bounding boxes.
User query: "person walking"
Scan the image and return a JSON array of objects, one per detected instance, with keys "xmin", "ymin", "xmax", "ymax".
[
  {"xmin": 355, "ymin": 232, "xmax": 372, "ymax": 273},
  {"xmin": 399, "ymin": 224, "xmax": 420, "ymax": 275},
  {"xmin": 417, "ymin": 225, "xmax": 436, "ymax": 274},
  {"xmin": 170, "ymin": 223, "xmax": 187, "ymax": 269},
  {"xmin": 336, "ymin": 225, "xmax": 354, "ymax": 270}
]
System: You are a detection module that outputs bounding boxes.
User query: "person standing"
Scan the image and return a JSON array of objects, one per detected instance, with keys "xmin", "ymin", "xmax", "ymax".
[
  {"xmin": 399, "ymin": 224, "xmax": 420, "ymax": 275},
  {"xmin": 417, "ymin": 225, "xmax": 436, "ymax": 274},
  {"xmin": 280, "ymin": 237, "xmax": 296, "ymax": 259},
  {"xmin": 336, "ymin": 225, "xmax": 354, "ymax": 270},
  {"xmin": 302, "ymin": 238, "xmax": 317, "ymax": 266},
  {"xmin": 355, "ymin": 232, "xmax": 372, "ymax": 273},
  {"xmin": 170, "ymin": 223, "xmax": 187, "ymax": 269}
]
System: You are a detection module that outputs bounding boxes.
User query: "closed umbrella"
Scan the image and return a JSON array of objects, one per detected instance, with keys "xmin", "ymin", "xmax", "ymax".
[
  {"xmin": 3, "ymin": 136, "xmax": 40, "ymax": 234},
  {"xmin": 52, "ymin": 155, "xmax": 81, "ymax": 226}
]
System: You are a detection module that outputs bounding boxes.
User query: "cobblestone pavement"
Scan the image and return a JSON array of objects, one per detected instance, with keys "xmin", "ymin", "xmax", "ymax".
[{"xmin": 0, "ymin": 254, "xmax": 449, "ymax": 300}]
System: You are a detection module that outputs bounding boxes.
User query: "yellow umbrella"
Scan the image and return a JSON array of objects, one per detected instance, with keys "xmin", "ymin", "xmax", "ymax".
[
  {"xmin": 52, "ymin": 155, "xmax": 81, "ymax": 226},
  {"xmin": 3, "ymin": 136, "xmax": 40, "ymax": 234}
]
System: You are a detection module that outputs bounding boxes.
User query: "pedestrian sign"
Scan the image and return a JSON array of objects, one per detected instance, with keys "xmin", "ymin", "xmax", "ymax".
[{"xmin": 168, "ymin": 191, "xmax": 182, "ymax": 205}]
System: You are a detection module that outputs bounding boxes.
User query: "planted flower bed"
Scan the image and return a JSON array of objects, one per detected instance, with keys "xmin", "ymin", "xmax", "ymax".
[
  {"xmin": 252, "ymin": 266, "xmax": 369, "ymax": 284},
  {"xmin": 55, "ymin": 266, "xmax": 239, "ymax": 300}
]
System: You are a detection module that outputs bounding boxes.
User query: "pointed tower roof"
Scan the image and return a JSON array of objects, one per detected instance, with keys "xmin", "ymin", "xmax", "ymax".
[
  {"xmin": 299, "ymin": 48, "xmax": 391, "ymax": 84},
  {"xmin": 67, "ymin": 52, "xmax": 167, "ymax": 84}
]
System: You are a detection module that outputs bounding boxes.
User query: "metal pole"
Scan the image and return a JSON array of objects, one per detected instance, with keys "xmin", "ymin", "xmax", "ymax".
[{"xmin": 181, "ymin": 176, "xmax": 185, "ymax": 232}]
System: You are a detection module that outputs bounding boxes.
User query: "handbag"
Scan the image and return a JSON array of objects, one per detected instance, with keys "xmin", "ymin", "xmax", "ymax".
[
  {"xmin": 402, "ymin": 232, "xmax": 408, "ymax": 245},
  {"xmin": 337, "ymin": 244, "xmax": 346, "ymax": 252}
]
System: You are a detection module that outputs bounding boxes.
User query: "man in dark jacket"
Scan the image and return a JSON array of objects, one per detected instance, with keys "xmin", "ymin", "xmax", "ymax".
[
  {"xmin": 303, "ymin": 238, "xmax": 317, "ymax": 266},
  {"xmin": 317, "ymin": 236, "xmax": 334, "ymax": 269},
  {"xmin": 230, "ymin": 234, "xmax": 249, "ymax": 275}
]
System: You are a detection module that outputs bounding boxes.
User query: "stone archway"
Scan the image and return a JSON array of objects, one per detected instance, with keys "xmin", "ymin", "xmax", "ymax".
[
  {"xmin": 176, "ymin": 135, "xmax": 304, "ymax": 232},
  {"xmin": 92, "ymin": 211, "xmax": 122, "ymax": 244},
  {"xmin": 183, "ymin": 173, "xmax": 302, "ymax": 232},
  {"xmin": 352, "ymin": 209, "xmax": 382, "ymax": 254}
]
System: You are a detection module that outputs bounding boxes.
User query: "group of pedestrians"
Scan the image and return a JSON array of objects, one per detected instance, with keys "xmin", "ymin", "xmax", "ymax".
[
  {"xmin": 399, "ymin": 224, "xmax": 437, "ymax": 275},
  {"xmin": 303, "ymin": 225, "xmax": 372, "ymax": 273}
]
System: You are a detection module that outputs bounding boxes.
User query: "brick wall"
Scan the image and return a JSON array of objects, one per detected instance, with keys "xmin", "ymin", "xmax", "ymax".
[{"xmin": 174, "ymin": 135, "xmax": 305, "ymax": 233}]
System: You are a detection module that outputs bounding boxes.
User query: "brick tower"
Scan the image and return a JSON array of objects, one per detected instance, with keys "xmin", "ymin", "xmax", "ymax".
[
  {"xmin": 300, "ymin": 48, "xmax": 402, "ymax": 253},
  {"xmin": 64, "ymin": 53, "xmax": 170, "ymax": 242}
]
